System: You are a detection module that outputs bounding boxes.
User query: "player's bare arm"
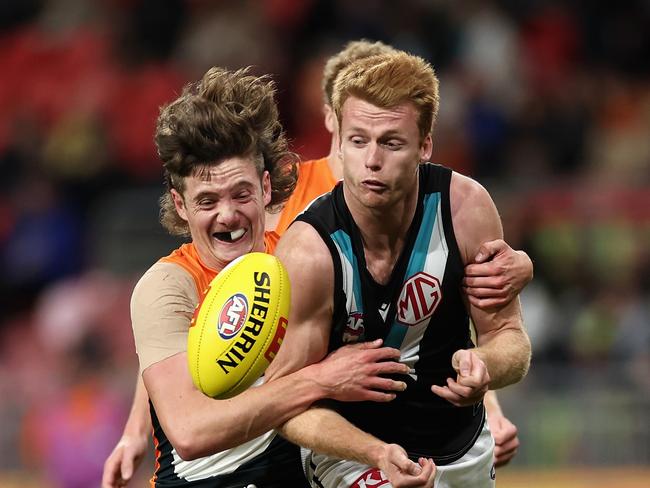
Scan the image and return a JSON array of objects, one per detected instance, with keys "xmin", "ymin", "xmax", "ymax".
[
  {"xmin": 143, "ymin": 340, "xmax": 407, "ymax": 462},
  {"xmin": 432, "ymin": 173, "xmax": 531, "ymax": 405},
  {"xmin": 136, "ymin": 255, "xmax": 409, "ymax": 461},
  {"xmin": 102, "ymin": 375, "xmax": 150, "ymax": 488},
  {"xmin": 484, "ymin": 390, "xmax": 520, "ymax": 467}
]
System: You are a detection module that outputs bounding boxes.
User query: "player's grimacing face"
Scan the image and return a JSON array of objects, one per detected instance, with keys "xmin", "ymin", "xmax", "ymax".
[
  {"xmin": 172, "ymin": 157, "xmax": 271, "ymax": 271},
  {"xmin": 339, "ymin": 96, "xmax": 431, "ymax": 210}
]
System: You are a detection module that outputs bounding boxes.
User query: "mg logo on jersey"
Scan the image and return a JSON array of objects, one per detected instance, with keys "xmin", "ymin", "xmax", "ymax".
[
  {"xmin": 217, "ymin": 293, "xmax": 248, "ymax": 339},
  {"xmin": 397, "ymin": 272, "xmax": 442, "ymax": 325},
  {"xmin": 343, "ymin": 311, "xmax": 364, "ymax": 343},
  {"xmin": 351, "ymin": 468, "xmax": 390, "ymax": 487}
]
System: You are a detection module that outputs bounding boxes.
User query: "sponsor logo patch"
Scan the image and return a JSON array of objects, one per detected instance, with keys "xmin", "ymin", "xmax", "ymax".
[
  {"xmin": 350, "ymin": 468, "xmax": 390, "ymax": 487},
  {"xmin": 217, "ymin": 293, "xmax": 248, "ymax": 339},
  {"xmin": 343, "ymin": 311, "xmax": 365, "ymax": 343},
  {"xmin": 397, "ymin": 272, "xmax": 442, "ymax": 325}
]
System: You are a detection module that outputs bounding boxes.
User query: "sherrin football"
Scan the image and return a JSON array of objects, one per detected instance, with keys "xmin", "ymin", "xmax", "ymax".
[{"xmin": 187, "ymin": 252, "xmax": 290, "ymax": 399}]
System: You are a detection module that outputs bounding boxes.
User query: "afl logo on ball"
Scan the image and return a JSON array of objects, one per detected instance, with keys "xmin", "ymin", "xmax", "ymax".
[{"xmin": 218, "ymin": 293, "xmax": 248, "ymax": 339}]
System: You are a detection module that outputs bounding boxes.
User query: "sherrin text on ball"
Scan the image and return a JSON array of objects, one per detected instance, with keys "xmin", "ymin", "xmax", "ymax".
[{"xmin": 187, "ymin": 252, "xmax": 290, "ymax": 398}]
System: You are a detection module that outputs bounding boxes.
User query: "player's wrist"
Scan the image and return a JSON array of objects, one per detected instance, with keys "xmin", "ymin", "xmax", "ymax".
[
  {"xmin": 366, "ymin": 440, "xmax": 393, "ymax": 469},
  {"xmin": 293, "ymin": 362, "xmax": 332, "ymax": 401}
]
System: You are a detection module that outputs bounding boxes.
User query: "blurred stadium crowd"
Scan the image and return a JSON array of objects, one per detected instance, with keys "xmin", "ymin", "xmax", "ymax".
[{"xmin": 0, "ymin": 1, "xmax": 648, "ymax": 486}]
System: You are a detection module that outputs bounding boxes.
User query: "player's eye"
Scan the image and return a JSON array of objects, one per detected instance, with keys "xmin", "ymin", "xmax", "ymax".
[
  {"xmin": 197, "ymin": 198, "xmax": 216, "ymax": 208},
  {"xmin": 383, "ymin": 140, "xmax": 403, "ymax": 150},
  {"xmin": 234, "ymin": 191, "xmax": 252, "ymax": 201}
]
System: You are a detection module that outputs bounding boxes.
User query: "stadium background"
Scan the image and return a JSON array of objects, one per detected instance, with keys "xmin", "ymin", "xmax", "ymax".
[{"xmin": 0, "ymin": 0, "xmax": 648, "ymax": 486}]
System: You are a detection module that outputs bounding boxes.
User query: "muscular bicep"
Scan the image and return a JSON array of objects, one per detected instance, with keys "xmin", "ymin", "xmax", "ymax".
[
  {"xmin": 266, "ymin": 221, "xmax": 334, "ymax": 380},
  {"xmin": 143, "ymin": 352, "xmax": 199, "ymax": 424},
  {"xmin": 451, "ymin": 173, "xmax": 519, "ymax": 337}
]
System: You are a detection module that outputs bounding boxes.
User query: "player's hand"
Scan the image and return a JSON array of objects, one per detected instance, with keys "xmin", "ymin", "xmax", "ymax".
[
  {"xmin": 463, "ymin": 240, "xmax": 533, "ymax": 310},
  {"xmin": 102, "ymin": 434, "xmax": 148, "ymax": 487},
  {"xmin": 488, "ymin": 411, "xmax": 520, "ymax": 467},
  {"xmin": 376, "ymin": 443, "xmax": 436, "ymax": 488},
  {"xmin": 431, "ymin": 349, "xmax": 489, "ymax": 407},
  {"xmin": 315, "ymin": 339, "xmax": 410, "ymax": 402}
]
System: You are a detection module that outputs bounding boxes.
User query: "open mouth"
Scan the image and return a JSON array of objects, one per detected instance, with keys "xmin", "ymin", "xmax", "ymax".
[{"xmin": 212, "ymin": 228, "xmax": 247, "ymax": 243}]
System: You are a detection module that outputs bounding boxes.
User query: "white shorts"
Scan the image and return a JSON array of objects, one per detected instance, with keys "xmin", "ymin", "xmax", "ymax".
[{"xmin": 302, "ymin": 419, "xmax": 495, "ymax": 488}]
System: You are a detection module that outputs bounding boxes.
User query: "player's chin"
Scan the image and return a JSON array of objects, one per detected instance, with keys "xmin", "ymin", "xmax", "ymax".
[
  {"xmin": 361, "ymin": 194, "xmax": 393, "ymax": 210},
  {"xmin": 212, "ymin": 236, "xmax": 253, "ymax": 260}
]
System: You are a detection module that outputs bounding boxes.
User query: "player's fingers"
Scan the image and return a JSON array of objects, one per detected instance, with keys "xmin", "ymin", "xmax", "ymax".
[
  {"xmin": 366, "ymin": 377, "xmax": 407, "ymax": 393},
  {"xmin": 372, "ymin": 359, "xmax": 411, "ymax": 376},
  {"xmin": 466, "ymin": 295, "xmax": 508, "ymax": 310},
  {"xmin": 452, "ymin": 349, "xmax": 472, "ymax": 377},
  {"xmin": 431, "ymin": 384, "xmax": 464, "ymax": 405},
  {"xmin": 495, "ymin": 444, "xmax": 519, "ymax": 467},
  {"xmin": 121, "ymin": 455, "xmax": 134, "ymax": 482},
  {"xmin": 463, "ymin": 283, "xmax": 509, "ymax": 297},
  {"xmin": 102, "ymin": 452, "xmax": 121, "ymax": 488},
  {"xmin": 492, "ymin": 420, "xmax": 518, "ymax": 444},
  {"xmin": 464, "ymin": 263, "xmax": 500, "ymax": 278},
  {"xmin": 361, "ymin": 390, "xmax": 398, "ymax": 402},
  {"xmin": 445, "ymin": 377, "xmax": 478, "ymax": 397},
  {"xmin": 475, "ymin": 239, "xmax": 507, "ymax": 262},
  {"xmin": 350, "ymin": 338, "xmax": 383, "ymax": 350},
  {"xmin": 366, "ymin": 346, "xmax": 404, "ymax": 362},
  {"xmin": 469, "ymin": 354, "xmax": 489, "ymax": 381},
  {"xmin": 451, "ymin": 376, "xmax": 489, "ymax": 400},
  {"xmin": 418, "ymin": 458, "xmax": 436, "ymax": 487},
  {"xmin": 496, "ymin": 434, "xmax": 520, "ymax": 452},
  {"xmin": 399, "ymin": 458, "xmax": 423, "ymax": 476}
]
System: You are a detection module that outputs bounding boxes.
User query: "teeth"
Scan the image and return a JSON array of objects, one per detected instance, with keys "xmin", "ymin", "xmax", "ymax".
[{"xmin": 230, "ymin": 229, "xmax": 245, "ymax": 240}]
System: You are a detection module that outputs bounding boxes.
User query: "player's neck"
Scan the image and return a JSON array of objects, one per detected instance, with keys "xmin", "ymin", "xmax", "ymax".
[{"xmin": 346, "ymin": 186, "xmax": 418, "ymax": 284}]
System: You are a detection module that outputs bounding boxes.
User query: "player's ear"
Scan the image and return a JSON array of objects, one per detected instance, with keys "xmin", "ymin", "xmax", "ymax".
[
  {"xmin": 324, "ymin": 103, "xmax": 336, "ymax": 134},
  {"xmin": 420, "ymin": 134, "xmax": 433, "ymax": 162},
  {"xmin": 262, "ymin": 170, "xmax": 272, "ymax": 206},
  {"xmin": 171, "ymin": 188, "xmax": 188, "ymax": 221}
]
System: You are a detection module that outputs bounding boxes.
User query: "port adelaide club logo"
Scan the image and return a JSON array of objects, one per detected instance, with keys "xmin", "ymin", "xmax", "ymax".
[{"xmin": 218, "ymin": 293, "xmax": 249, "ymax": 339}]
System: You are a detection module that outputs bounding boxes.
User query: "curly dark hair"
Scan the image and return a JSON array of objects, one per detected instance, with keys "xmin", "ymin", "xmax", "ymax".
[{"xmin": 155, "ymin": 66, "xmax": 298, "ymax": 236}]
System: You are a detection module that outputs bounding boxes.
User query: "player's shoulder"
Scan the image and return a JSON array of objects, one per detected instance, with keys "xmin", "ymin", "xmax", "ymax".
[
  {"xmin": 132, "ymin": 260, "xmax": 197, "ymax": 306},
  {"xmin": 276, "ymin": 220, "xmax": 333, "ymax": 273},
  {"xmin": 450, "ymin": 171, "xmax": 491, "ymax": 205}
]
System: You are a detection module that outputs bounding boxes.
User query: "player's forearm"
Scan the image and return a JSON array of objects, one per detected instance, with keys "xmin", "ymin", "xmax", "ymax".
[
  {"xmin": 123, "ymin": 374, "xmax": 152, "ymax": 437},
  {"xmin": 476, "ymin": 328, "xmax": 530, "ymax": 389},
  {"xmin": 475, "ymin": 301, "xmax": 531, "ymax": 389},
  {"xmin": 156, "ymin": 362, "xmax": 328, "ymax": 460},
  {"xmin": 483, "ymin": 390, "xmax": 503, "ymax": 416},
  {"xmin": 278, "ymin": 405, "xmax": 385, "ymax": 467}
]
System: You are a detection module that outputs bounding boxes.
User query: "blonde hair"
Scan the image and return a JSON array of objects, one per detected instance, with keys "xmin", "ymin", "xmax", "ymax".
[
  {"xmin": 332, "ymin": 51, "xmax": 440, "ymax": 141},
  {"xmin": 321, "ymin": 39, "xmax": 398, "ymax": 106},
  {"xmin": 155, "ymin": 67, "xmax": 297, "ymax": 236}
]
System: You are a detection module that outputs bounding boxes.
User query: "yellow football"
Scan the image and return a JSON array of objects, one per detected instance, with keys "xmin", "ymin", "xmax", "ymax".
[{"xmin": 187, "ymin": 252, "xmax": 290, "ymax": 398}]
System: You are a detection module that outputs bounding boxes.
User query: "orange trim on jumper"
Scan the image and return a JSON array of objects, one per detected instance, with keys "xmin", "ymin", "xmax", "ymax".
[
  {"xmin": 275, "ymin": 157, "xmax": 337, "ymax": 234},
  {"xmin": 159, "ymin": 233, "xmax": 279, "ymax": 296},
  {"xmin": 151, "ymin": 423, "xmax": 160, "ymax": 488}
]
